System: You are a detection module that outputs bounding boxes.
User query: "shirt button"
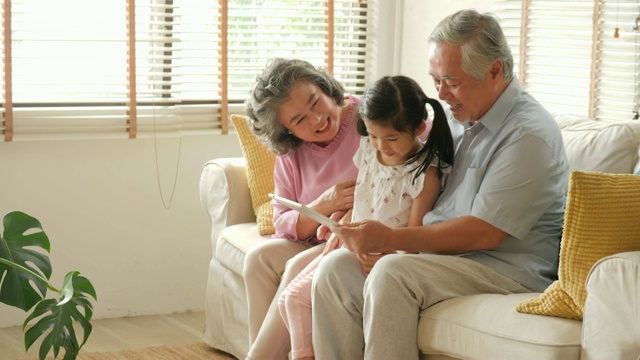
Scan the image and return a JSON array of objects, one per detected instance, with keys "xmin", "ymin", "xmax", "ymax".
[{"xmin": 436, "ymin": 206, "xmax": 444, "ymax": 212}]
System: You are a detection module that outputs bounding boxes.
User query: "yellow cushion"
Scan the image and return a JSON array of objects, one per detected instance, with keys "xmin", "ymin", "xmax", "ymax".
[
  {"xmin": 230, "ymin": 114, "xmax": 276, "ymax": 236},
  {"xmin": 517, "ymin": 170, "xmax": 640, "ymax": 320}
]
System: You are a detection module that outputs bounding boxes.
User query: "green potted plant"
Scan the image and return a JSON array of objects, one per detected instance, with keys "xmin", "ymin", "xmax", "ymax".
[{"xmin": 0, "ymin": 211, "xmax": 97, "ymax": 360}]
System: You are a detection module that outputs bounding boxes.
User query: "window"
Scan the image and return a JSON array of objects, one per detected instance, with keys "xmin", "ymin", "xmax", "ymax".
[
  {"xmin": 492, "ymin": 0, "xmax": 640, "ymax": 121},
  {"xmin": 0, "ymin": 0, "xmax": 376, "ymax": 141}
]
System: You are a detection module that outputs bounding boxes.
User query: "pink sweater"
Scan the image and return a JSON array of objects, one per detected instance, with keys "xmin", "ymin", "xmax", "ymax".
[{"xmin": 272, "ymin": 96, "xmax": 361, "ymax": 243}]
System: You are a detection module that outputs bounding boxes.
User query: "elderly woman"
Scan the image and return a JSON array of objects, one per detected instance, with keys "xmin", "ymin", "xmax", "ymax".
[{"xmin": 242, "ymin": 58, "xmax": 361, "ymax": 360}]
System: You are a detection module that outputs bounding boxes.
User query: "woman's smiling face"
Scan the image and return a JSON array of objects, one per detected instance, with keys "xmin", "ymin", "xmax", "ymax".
[{"xmin": 277, "ymin": 81, "xmax": 342, "ymax": 146}]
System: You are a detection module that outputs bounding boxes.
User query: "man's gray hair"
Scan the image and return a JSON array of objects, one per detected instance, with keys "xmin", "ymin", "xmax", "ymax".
[{"xmin": 429, "ymin": 9, "xmax": 514, "ymax": 82}]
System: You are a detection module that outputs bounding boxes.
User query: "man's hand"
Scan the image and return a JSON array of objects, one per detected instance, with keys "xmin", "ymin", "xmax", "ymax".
[
  {"xmin": 357, "ymin": 252, "xmax": 386, "ymax": 275},
  {"xmin": 332, "ymin": 220, "xmax": 393, "ymax": 254}
]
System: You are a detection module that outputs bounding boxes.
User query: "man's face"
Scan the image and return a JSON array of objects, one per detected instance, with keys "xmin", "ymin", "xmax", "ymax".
[{"xmin": 428, "ymin": 43, "xmax": 495, "ymax": 123}]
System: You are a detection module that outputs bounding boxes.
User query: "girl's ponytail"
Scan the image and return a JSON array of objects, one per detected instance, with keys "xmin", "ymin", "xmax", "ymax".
[
  {"xmin": 425, "ymin": 98, "xmax": 455, "ymax": 177},
  {"xmin": 407, "ymin": 97, "xmax": 454, "ymax": 182}
]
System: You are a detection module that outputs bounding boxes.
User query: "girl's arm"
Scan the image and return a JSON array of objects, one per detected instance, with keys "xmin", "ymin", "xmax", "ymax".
[
  {"xmin": 407, "ymin": 166, "xmax": 441, "ymax": 227},
  {"xmin": 396, "ymin": 166, "xmax": 441, "ymax": 255}
]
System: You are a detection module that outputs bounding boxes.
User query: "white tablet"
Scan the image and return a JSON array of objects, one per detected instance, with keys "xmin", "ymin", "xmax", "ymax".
[{"xmin": 269, "ymin": 193, "xmax": 338, "ymax": 228}]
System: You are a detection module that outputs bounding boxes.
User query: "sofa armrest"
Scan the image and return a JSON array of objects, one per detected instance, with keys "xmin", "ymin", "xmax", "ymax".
[
  {"xmin": 199, "ymin": 157, "xmax": 255, "ymax": 251},
  {"xmin": 581, "ymin": 251, "xmax": 640, "ymax": 360}
]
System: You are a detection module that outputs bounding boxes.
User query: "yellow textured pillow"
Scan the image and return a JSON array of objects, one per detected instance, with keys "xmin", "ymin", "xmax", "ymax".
[
  {"xmin": 517, "ymin": 170, "xmax": 640, "ymax": 320},
  {"xmin": 231, "ymin": 114, "xmax": 276, "ymax": 235}
]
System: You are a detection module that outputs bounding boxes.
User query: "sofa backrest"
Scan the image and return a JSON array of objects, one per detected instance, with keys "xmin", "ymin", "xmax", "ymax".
[{"xmin": 554, "ymin": 113, "xmax": 640, "ymax": 174}]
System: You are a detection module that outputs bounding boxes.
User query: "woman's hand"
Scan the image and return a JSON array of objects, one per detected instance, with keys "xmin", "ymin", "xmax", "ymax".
[
  {"xmin": 332, "ymin": 220, "xmax": 393, "ymax": 254},
  {"xmin": 316, "ymin": 179, "xmax": 356, "ymax": 213},
  {"xmin": 357, "ymin": 252, "xmax": 386, "ymax": 275}
]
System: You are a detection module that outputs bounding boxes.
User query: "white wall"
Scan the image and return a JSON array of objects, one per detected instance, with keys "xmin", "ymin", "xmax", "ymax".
[
  {"xmin": 0, "ymin": 134, "xmax": 242, "ymax": 327},
  {"xmin": 0, "ymin": 0, "xmax": 495, "ymax": 328},
  {"xmin": 395, "ymin": 0, "xmax": 493, "ymax": 97}
]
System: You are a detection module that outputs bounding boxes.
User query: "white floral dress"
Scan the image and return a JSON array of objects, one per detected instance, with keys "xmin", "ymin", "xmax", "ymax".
[{"xmin": 352, "ymin": 138, "xmax": 446, "ymax": 227}]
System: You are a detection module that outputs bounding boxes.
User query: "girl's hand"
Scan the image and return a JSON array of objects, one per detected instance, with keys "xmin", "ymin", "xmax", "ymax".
[
  {"xmin": 317, "ymin": 224, "xmax": 331, "ymax": 242},
  {"xmin": 316, "ymin": 211, "xmax": 346, "ymax": 241},
  {"xmin": 322, "ymin": 233, "xmax": 342, "ymax": 256},
  {"xmin": 357, "ymin": 252, "xmax": 386, "ymax": 275}
]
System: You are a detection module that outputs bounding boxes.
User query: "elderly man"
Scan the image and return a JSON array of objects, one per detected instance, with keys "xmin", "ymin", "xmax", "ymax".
[{"xmin": 312, "ymin": 9, "xmax": 569, "ymax": 360}]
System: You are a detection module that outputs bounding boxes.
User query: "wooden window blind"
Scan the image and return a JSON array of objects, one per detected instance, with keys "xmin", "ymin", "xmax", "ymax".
[
  {"xmin": 492, "ymin": 0, "xmax": 640, "ymax": 121},
  {"xmin": 0, "ymin": 0, "xmax": 376, "ymax": 141}
]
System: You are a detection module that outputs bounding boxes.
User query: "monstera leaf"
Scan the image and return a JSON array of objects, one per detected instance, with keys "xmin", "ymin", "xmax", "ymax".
[
  {"xmin": 0, "ymin": 211, "xmax": 52, "ymax": 311},
  {"xmin": 24, "ymin": 271, "xmax": 96, "ymax": 360},
  {"xmin": 0, "ymin": 211, "xmax": 97, "ymax": 360}
]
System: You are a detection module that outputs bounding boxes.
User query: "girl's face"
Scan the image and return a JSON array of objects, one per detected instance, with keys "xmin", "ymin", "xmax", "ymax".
[
  {"xmin": 364, "ymin": 119, "xmax": 424, "ymax": 166},
  {"xmin": 277, "ymin": 81, "xmax": 342, "ymax": 146}
]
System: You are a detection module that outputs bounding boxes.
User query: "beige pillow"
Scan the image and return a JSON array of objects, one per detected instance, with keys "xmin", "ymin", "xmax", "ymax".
[
  {"xmin": 517, "ymin": 170, "xmax": 640, "ymax": 320},
  {"xmin": 230, "ymin": 114, "xmax": 276, "ymax": 236}
]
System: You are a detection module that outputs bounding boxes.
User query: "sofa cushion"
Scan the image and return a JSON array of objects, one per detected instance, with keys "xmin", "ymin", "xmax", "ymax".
[
  {"xmin": 419, "ymin": 293, "xmax": 581, "ymax": 360},
  {"xmin": 231, "ymin": 114, "xmax": 276, "ymax": 236},
  {"xmin": 517, "ymin": 171, "xmax": 640, "ymax": 320},
  {"xmin": 217, "ymin": 223, "xmax": 271, "ymax": 275},
  {"xmin": 554, "ymin": 113, "xmax": 640, "ymax": 174}
]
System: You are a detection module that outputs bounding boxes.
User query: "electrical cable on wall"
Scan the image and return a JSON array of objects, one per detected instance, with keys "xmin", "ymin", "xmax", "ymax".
[
  {"xmin": 153, "ymin": 109, "xmax": 182, "ymax": 210},
  {"xmin": 151, "ymin": 12, "xmax": 181, "ymax": 211}
]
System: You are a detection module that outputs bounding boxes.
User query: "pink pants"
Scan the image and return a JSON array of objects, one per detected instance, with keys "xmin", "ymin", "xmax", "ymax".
[{"xmin": 278, "ymin": 253, "xmax": 324, "ymax": 359}]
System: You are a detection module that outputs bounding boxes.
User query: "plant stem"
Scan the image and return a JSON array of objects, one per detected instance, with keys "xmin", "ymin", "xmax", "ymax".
[{"xmin": 0, "ymin": 258, "xmax": 59, "ymax": 292}]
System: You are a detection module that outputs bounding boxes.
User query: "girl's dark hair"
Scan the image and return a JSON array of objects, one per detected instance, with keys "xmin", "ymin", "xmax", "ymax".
[{"xmin": 357, "ymin": 75, "xmax": 454, "ymax": 182}]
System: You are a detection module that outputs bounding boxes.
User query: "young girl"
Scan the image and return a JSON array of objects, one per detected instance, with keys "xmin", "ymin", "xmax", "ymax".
[{"xmin": 276, "ymin": 75, "xmax": 454, "ymax": 360}]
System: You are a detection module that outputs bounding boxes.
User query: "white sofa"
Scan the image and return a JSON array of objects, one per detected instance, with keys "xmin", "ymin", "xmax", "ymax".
[{"xmin": 199, "ymin": 114, "xmax": 640, "ymax": 360}]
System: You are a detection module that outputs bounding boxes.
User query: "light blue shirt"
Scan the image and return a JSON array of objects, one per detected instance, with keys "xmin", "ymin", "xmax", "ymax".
[{"xmin": 424, "ymin": 79, "xmax": 569, "ymax": 291}]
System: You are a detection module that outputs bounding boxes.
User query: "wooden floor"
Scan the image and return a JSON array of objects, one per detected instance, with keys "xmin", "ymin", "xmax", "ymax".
[{"xmin": 0, "ymin": 311, "xmax": 230, "ymax": 359}]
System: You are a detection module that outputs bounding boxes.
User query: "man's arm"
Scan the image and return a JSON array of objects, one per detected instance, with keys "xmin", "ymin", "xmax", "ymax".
[
  {"xmin": 336, "ymin": 215, "xmax": 507, "ymax": 255},
  {"xmin": 393, "ymin": 215, "xmax": 507, "ymax": 254}
]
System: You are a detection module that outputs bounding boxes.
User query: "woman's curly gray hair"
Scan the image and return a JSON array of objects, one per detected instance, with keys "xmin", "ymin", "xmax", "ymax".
[{"xmin": 244, "ymin": 58, "xmax": 346, "ymax": 155}]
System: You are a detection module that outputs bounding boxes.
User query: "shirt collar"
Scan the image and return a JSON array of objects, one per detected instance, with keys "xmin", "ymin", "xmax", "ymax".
[{"xmin": 475, "ymin": 77, "xmax": 522, "ymax": 133}]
